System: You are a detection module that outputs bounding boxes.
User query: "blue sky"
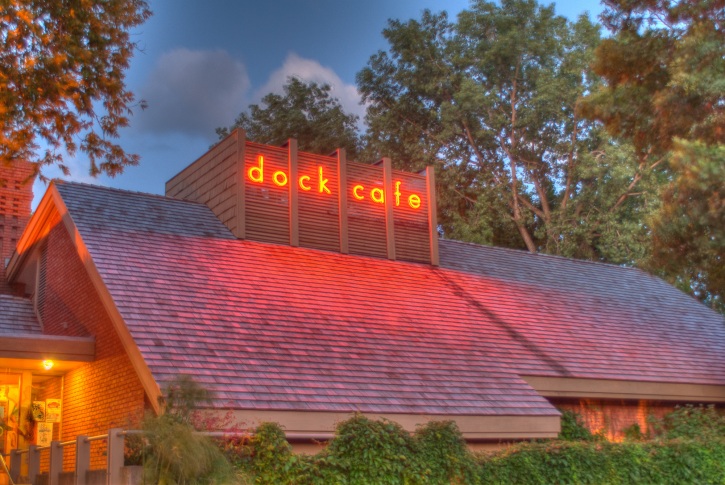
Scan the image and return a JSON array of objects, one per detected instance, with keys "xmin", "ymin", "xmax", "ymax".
[{"xmin": 33, "ymin": 0, "xmax": 604, "ymax": 206}]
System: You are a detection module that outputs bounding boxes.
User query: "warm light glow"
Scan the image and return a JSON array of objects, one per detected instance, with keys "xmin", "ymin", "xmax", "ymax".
[
  {"xmin": 272, "ymin": 170, "xmax": 288, "ymax": 187},
  {"xmin": 248, "ymin": 155, "xmax": 264, "ymax": 183},
  {"xmin": 42, "ymin": 360, "xmax": 54, "ymax": 370},
  {"xmin": 352, "ymin": 185, "xmax": 365, "ymax": 200},
  {"xmin": 318, "ymin": 166, "xmax": 330, "ymax": 194},
  {"xmin": 244, "ymin": 151, "xmax": 424, "ymax": 209},
  {"xmin": 299, "ymin": 175, "xmax": 311, "ymax": 191}
]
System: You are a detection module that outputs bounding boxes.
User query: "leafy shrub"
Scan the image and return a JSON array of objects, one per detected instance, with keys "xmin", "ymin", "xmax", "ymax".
[
  {"xmin": 478, "ymin": 440, "xmax": 725, "ymax": 485},
  {"xmin": 415, "ymin": 420, "xmax": 477, "ymax": 484},
  {"xmin": 558, "ymin": 410, "xmax": 599, "ymax": 442},
  {"xmin": 622, "ymin": 423, "xmax": 646, "ymax": 442},
  {"xmin": 141, "ymin": 375, "xmax": 242, "ymax": 484},
  {"xmin": 649, "ymin": 404, "xmax": 725, "ymax": 441},
  {"xmin": 321, "ymin": 414, "xmax": 427, "ymax": 484},
  {"xmin": 246, "ymin": 422, "xmax": 308, "ymax": 484},
  {"xmin": 242, "ymin": 410, "xmax": 725, "ymax": 484}
]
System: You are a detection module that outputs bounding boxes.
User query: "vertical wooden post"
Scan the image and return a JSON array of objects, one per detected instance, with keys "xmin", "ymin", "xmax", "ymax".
[
  {"xmin": 28, "ymin": 445, "xmax": 40, "ymax": 485},
  {"xmin": 76, "ymin": 435, "xmax": 90, "ymax": 485},
  {"xmin": 382, "ymin": 158, "xmax": 396, "ymax": 260},
  {"xmin": 9, "ymin": 449, "xmax": 21, "ymax": 483},
  {"xmin": 288, "ymin": 139, "xmax": 300, "ymax": 247},
  {"xmin": 234, "ymin": 128, "xmax": 247, "ymax": 239},
  {"xmin": 106, "ymin": 428, "xmax": 124, "ymax": 485},
  {"xmin": 426, "ymin": 166, "xmax": 439, "ymax": 266},
  {"xmin": 49, "ymin": 440, "xmax": 63, "ymax": 485},
  {"xmin": 336, "ymin": 148, "xmax": 349, "ymax": 254}
]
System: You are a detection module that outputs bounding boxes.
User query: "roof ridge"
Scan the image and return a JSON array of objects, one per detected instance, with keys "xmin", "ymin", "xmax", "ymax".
[
  {"xmin": 440, "ymin": 237, "xmax": 644, "ymax": 273},
  {"xmin": 55, "ymin": 180, "xmax": 207, "ymax": 207}
]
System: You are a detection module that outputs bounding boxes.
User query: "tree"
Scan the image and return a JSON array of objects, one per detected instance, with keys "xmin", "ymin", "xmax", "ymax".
[
  {"xmin": 579, "ymin": 0, "xmax": 724, "ymax": 309},
  {"xmin": 0, "ymin": 0, "xmax": 151, "ymax": 179},
  {"xmin": 358, "ymin": 0, "xmax": 657, "ymax": 264},
  {"xmin": 218, "ymin": 77, "xmax": 362, "ymax": 158}
]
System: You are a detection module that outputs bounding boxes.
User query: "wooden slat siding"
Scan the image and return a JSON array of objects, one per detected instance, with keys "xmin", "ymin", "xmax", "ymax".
[
  {"xmin": 347, "ymin": 162, "xmax": 387, "ymax": 258},
  {"xmin": 165, "ymin": 133, "xmax": 240, "ymax": 234},
  {"xmin": 426, "ymin": 166, "xmax": 439, "ymax": 266},
  {"xmin": 382, "ymin": 158, "xmax": 396, "ymax": 260},
  {"xmin": 392, "ymin": 169, "xmax": 430, "ymax": 263},
  {"xmin": 166, "ymin": 132, "xmax": 233, "ymax": 194},
  {"xmin": 298, "ymin": 151, "xmax": 340, "ymax": 252},
  {"xmin": 234, "ymin": 129, "xmax": 246, "ymax": 238},
  {"xmin": 288, "ymin": 139, "xmax": 300, "ymax": 246},
  {"xmin": 245, "ymin": 142, "xmax": 290, "ymax": 245},
  {"xmin": 169, "ymin": 147, "xmax": 236, "ymax": 202},
  {"xmin": 337, "ymin": 149, "xmax": 349, "ymax": 254}
]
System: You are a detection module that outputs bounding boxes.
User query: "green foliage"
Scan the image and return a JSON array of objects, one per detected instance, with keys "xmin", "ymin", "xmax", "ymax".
[
  {"xmin": 217, "ymin": 77, "xmax": 362, "ymax": 158},
  {"xmin": 159, "ymin": 374, "xmax": 214, "ymax": 425},
  {"xmin": 238, "ymin": 410, "xmax": 725, "ymax": 484},
  {"xmin": 0, "ymin": 0, "xmax": 151, "ymax": 178},
  {"xmin": 558, "ymin": 410, "xmax": 598, "ymax": 442},
  {"xmin": 622, "ymin": 423, "xmax": 646, "ymax": 442},
  {"xmin": 141, "ymin": 375, "xmax": 241, "ymax": 484},
  {"xmin": 239, "ymin": 417, "xmax": 475, "ymax": 484},
  {"xmin": 649, "ymin": 404, "xmax": 725, "ymax": 442},
  {"xmin": 414, "ymin": 420, "xmax": 477, "ymax": 484},
  {"xmin": 142, "ymin": 414, "xmax": 238, "ymax": 485},
  {"xmin": 478, "ymin": 440, "xmax": 725, "ymax": 485},
  {"xmin": 246, "ymin": 422, "xmax": 309, "ymax": 484},
  {"xmin": 580, "ymin": 0, "xmax": 725, "ymax": 311},
  {"xmin": 322, "ymin": 414, "xmax": 426, "ymax": 484},
  {"xmin": 357, "ymin": 0, "xmax": 661, "ymax": 266},
  {"xmin": 649, "ymin": 141, "xmax": 725, "ymax": 311}
]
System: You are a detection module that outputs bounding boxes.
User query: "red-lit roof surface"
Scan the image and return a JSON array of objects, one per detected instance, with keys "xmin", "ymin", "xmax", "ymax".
[{"xmin": 55, "ymin": 182, "xmax": 725, "ymax": 415}]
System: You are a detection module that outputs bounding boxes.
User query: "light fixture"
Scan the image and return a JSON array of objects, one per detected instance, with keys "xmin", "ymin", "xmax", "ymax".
[{"xmin": 42, "ymin": 360, "xmax": 54, "ymax": 371}]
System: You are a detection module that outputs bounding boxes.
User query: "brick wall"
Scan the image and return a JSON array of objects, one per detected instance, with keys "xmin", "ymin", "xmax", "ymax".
[
  {"xmin": 41, "ymin": 222, "xmax": 147, "ymax": 470},
  {"xmin": 0, "ymin": 161, "xmax": 34, "ymax": 292}
]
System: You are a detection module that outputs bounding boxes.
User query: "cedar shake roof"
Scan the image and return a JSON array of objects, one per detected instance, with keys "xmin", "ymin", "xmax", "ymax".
[
  {"xmin": 0, "ymin": 294, "xmax": 41, "ymax": 334},
  {"xmin": 54, "ymin": 182, "xmax": 725, "ymax": 415}
]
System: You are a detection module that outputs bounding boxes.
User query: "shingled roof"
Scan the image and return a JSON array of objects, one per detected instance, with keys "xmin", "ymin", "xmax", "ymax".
[
  {"xmin": 53, "ymin": 182, "xmax": 725, "ymax": 416},
  {"xmin": 0, "ymin": 294, "xmax": 41, "ymax": 335}
]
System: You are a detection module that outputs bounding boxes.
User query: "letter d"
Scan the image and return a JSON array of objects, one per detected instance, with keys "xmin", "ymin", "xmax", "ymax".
[{"xmin": 248, "ymin": 155, "xmax": 264, "ymax": 183}]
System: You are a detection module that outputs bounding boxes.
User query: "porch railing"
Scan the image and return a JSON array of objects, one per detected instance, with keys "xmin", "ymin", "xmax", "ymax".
[{"xmin": 8, "ymin": 428, "xmax": 137, "ymax": 485}]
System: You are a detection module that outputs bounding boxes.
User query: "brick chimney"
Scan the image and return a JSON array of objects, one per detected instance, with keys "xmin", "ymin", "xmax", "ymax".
[{"xmin": 1, "ymin": 161, "xmax": 35, "ymax": 289}]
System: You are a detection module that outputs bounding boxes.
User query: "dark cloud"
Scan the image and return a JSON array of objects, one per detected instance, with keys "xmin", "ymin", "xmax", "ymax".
[{"xmin": 137, "ymin": 49, "xmax": 250, "ymax": 137}]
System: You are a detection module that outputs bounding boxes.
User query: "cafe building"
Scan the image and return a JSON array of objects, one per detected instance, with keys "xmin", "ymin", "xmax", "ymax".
[{"xmin": 1, "ymin": 129, "xmax": 724, "ymax": 463}]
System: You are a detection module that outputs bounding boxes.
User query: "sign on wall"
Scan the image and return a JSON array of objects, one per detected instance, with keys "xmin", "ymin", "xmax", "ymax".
[{"xmin": 166, "ymin": 130, "xmax": 439, "ymax": 265}]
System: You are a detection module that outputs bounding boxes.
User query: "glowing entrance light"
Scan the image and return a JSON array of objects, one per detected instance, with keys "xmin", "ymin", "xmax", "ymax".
[{"xmin": 42, "ymin": 360, "xmax": 54, "ymax": 370}]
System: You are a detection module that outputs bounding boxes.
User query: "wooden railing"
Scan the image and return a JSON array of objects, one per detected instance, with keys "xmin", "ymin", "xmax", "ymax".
[{"xmin": 8, "ymin": 428, "xmax": 137, "ymax": 485}]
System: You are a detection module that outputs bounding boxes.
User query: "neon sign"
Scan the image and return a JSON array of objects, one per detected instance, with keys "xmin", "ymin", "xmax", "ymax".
[{"xmin": 247, "ymin": 155, "xmax": 422, "ymax": 209}]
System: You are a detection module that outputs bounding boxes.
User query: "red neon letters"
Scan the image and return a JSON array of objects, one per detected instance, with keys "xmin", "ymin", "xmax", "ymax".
[{"xmin": 248, "ymin": 155, "xmax": 422, "ymax": 209}]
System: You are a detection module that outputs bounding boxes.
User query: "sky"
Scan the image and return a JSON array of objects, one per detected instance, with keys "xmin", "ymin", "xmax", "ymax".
[{"xmin": 32, "ymin": 0, "xmax": 605, "ymax": 206}]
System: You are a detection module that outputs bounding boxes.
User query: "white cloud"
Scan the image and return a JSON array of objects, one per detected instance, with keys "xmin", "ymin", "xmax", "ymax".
[
  {"xmin": 137, "ymin": 49, "xmax": 250, "ymax": 137},
  {"xmin": 256, "ymin": 53, "xmax": 365, "ymax": 122}
]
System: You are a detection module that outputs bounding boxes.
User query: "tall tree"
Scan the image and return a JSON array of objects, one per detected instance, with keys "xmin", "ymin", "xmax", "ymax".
[
  {"xmin": 358, "ymin": 0, "xmax": 657, "ymax": 263},
  {"xmin": 218, "ymin": 77, "xmax": 361, "ymax": 158},
  {"xmin": 579, "ymin": 0, "xmax": 724, "ymax": 309},
  {"xmin": 0, "ymin": 0, "xmax": 151, "ymax": 178}
]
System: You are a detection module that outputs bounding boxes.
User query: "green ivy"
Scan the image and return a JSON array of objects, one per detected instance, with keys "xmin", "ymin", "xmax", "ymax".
[
  {"xmin": 231, "ymin": 412, "xmax": 725, "ymax": 485},
  {"xmin": 558, "ymin": 410, "xmax": 599, "ymax": 442}
]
